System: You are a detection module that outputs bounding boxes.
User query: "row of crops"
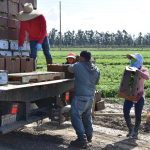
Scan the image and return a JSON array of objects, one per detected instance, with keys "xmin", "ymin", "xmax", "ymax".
[{"xmin": 37, "ymin": 48, "xmax": 150, "ymax": 100}]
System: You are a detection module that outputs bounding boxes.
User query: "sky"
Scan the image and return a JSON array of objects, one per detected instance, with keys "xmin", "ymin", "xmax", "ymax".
[{"xmin": 37, "ymin": 0, "xmax": 150, "ymax": 36}]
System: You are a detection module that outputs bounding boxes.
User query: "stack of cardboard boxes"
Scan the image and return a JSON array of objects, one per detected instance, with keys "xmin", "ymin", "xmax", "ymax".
[
  {"xmin": 0, "ymin": 56, "xmax": 34, "ymax": 73},
  {"xmin": 0, "ymin": 0, "xmax": 37, "ymax": 73}
]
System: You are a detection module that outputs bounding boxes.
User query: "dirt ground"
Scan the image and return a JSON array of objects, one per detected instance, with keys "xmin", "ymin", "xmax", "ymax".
[{"xmin": 0, "ymin": 101, "xmax": 149, "ymax": 150}]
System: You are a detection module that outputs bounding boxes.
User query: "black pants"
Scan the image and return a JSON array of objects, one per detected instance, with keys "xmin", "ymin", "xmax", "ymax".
[{"xmin": 123, "ymin": 97, "xmax": 144, "ymax": 123}]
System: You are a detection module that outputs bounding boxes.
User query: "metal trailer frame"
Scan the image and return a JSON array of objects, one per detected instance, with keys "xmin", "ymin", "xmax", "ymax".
[{"xmin": 0, "ymin": 79, "xmax": 74, "ymax": 134}]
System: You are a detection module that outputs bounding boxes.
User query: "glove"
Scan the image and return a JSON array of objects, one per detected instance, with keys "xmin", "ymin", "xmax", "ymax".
[{"xmin": 36, "ymin": 43, "xmax": 42, "ymax": 51}]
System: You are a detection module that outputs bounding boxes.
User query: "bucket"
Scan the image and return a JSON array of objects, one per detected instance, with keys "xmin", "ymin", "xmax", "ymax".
[{"xmin": 0, "ymin": 70, "xmax": 8, "ymax": 85}]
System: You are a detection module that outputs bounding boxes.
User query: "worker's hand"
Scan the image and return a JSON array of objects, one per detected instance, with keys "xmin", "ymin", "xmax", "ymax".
[
  {"xmin": 36, "ymin": 43, "xmax": 42, "ymax": 51},
  {"xmin": 18, "ymin": 46, "xmax": 23, "ymax": 51}
]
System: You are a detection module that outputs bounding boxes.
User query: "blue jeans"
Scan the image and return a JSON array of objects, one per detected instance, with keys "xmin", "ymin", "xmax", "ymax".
[
  {"xmin": 71, "ymin": 96, "xmax": 93, "ymax": 139},
  {"xmin": 30, "ymin": 36, "xmax": 52, "ymax": 59},
  {"xmin": 123, "ymin": 97, "xmax": 144, "ymax": 123}
]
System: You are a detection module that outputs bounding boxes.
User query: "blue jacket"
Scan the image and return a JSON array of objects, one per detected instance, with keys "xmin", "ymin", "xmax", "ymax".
[{"xmin": 68, "ymin": 62, "xmax": 100, "ymax": 97}]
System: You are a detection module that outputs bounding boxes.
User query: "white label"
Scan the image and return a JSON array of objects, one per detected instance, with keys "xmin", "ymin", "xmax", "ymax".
[
  {"xmin": 26, "ymin": 42, "xmax": 30, "ymax": 50},
  {"xmin": 13, "ymin": 51, "xmax": 30, "ymax": 56},
  {"xmin": 21, "ymin": 42, "xmax": 27, "ymax": 50},
  {"xmin": 0, "ymin": 72, "xmax": 8, "ymax": 85},
  {"xmin": 22, "ymin": 42, "xmax": 30, "ymax": 51},
  {"xmin": 0, "ymin": 40, "xmax": 9, "ymax": 50},
  {"xmin": 0, "ymin": 51, "xmax": 12, "ymax": 56},
  {"xmin": 10, "ymin": 40, "xmax": 18, "ymax": 50},
  {"xmin": 22, "ymin": 51, "xmax": 30, "ymax": 56}
]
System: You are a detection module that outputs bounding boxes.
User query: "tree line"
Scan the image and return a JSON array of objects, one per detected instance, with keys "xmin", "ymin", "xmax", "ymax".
[{"xmin": 48, "ymin": 28, "xmax": 150, "ymax": 48}]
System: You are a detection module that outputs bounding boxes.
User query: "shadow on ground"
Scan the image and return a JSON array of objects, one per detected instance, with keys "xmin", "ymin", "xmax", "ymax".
[{"xmin": 102, "ymin": 138, "xmax": 138, "ymax": 150}]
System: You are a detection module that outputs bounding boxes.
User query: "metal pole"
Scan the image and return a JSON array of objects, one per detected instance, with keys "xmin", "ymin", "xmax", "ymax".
[{"xmin": 59, "ymin": 1, "xmax": 62, "ymax": 51}]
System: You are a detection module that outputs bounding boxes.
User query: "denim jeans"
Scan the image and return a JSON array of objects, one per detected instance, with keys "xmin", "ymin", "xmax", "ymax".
[
  {"xmin": 71, "ymin": 96, "xmax": 94, "ymax": 140},
  {"xmin": 123, "ymin": 97, "xmax": 144, "ymax": 123},
  {"xmin": 30, "ymin": 36, "xmax": 52, "ymax": 59}
]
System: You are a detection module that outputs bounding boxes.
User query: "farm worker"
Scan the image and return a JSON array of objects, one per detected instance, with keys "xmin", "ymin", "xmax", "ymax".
[
  {"xmin": 123, "ymin": 53, "xmax": 149, "ymax": 139},
  {"xmin": 68, "ymin": 50, "xmax": 100, "ymax": 148},
  {"xmin": 64, "ymin": 52, "xmax": 77, "ymax": 64},
  {"xmin": 17, "ymin": 3, "xmax": 52, "ymax": 67},
  {"xmin": 61, "ymin": 52, "xmax": 77, "ymax": 105}
]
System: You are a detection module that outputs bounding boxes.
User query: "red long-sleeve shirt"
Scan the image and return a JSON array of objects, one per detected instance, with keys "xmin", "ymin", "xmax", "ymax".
[{"xmin": 18, "ymin": 15, "xmax": 48, "ymax": 46}]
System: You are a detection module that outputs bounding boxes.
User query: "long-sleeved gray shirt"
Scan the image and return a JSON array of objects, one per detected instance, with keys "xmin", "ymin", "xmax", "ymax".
[{"xmin": 68, "ymin": 62, "xmax": 100, "ymax": 97}]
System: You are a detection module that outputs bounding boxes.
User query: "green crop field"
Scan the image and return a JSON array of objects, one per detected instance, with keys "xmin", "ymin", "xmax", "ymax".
[{"xmin": 37, "ymin": 48, "xmax": 150, "ymax": 102}]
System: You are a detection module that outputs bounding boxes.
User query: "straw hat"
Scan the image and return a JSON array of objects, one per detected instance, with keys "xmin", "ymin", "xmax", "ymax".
[{"xmin": 17, "ymin": 3, "xmax": 41, "ymax": 21}]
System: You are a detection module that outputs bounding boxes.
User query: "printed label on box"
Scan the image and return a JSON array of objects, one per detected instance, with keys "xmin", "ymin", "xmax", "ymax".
[
  {"xmin": 0, "ymin": 50, "xmax": 12, "ymax": 56},
  {"xmin": 10, "ymin": 40, "xmax": 18, "ymax": 50},
  {"xmin": 0, "ymin": 40, "xmax": 9, "ymax": 50}
]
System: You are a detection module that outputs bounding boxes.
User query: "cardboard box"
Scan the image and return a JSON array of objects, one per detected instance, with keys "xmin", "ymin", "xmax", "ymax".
[
  {"xmin": 118, "ymin": 66, "xmax": 141, "ymax": 101},
  {"xmin": 48, "ymin": 64, "xmax": 69, "ymax": 72},
  {"xmin": 0, "ymin": 27, "xmax": 8, "ymax": 39},
  {"xmin": 94, "ymin": 90, "xmax": 101, "ymax": 102},
  {"xmin": 47, "ymin": 64, "xmax": 74, "ymax": 78},
  {"xmin": 20, "ymin": 57, "xmax": 35, "ymax": 72},
  {"xmin": 95, "ymin": 100, "xmax": 105, "ymax": 111},
  {"xmin": 0, "ymin": 17, "xmax": 7, "ymax": 27},
  {"xmin": 0, "ymin": 0, "xmax": 8, "ymax": 13},
  {"xmin": 0, "ymin": 57, "xmax": 5, "ymax": 70},
  {"xmin": 8, "ymin": 28, "xmax": 19, "ymax": 40},
  {"xmin": 5, "ymin": 56, "xmax": 20, "ymax": 73},
  {"xmin": 8, "ymin": 19, "xmax": 19, "ymax": 29},
  {"xmin": 8, "ymin": 1, "xmax": 19, "ymax": 16}
]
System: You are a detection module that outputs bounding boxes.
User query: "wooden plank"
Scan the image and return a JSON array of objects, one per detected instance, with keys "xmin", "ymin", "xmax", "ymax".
[
  {"xmin": 0, "ymin": 79, "xmax": 74, "ymax": 103},
  {"xmin": 8, "ymin": 72, "xmax": 65, "ymax": 83},
  {"xmin": 0, "ymin": 79, "xmax": 74, "ymax": 90}
]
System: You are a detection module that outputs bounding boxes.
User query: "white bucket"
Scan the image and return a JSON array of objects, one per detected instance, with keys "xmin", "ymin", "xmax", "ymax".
[{"xmin": 0, "ymin": 70, "xmax": 8, "ymax": 85}]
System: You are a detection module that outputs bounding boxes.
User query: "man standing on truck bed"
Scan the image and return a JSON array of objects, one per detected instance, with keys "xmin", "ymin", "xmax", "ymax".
[
  {"xmin": 68, "ymin": 50, "xmax": 100, "ymax": 149},
  {"xmin": 17, "ymin": 3, "xmax": 52, "ymax": 67}
]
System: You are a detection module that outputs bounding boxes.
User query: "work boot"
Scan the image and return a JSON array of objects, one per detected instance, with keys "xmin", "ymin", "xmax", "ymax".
[
  {"xmin": 125, "ymin": 118, "xmax": 133, "ymax": 137},
  {"xmin": 46, "ymin": 58, "xmax": 53, "ymax": 65},
  {"xmin": 87, "ymin": 135, "xmax": 92, "ymax": 142},
  {"xmin": 70, "ymin": 135, "xmax": 87, "ymax": 149},
  {"xmin": 33, "ymin": 58, "xmax": 37, "ymax": 71},
  {"xmin": 132, "ymin": 120, "xmax": 141, "ymax": 139},
  {"xmin": 46, "ymin": 58, "xmax": 53, "ymax": 71},
  {"xmin": 87, "ymin": 136, "xmax": 92, "ymax": 143}
]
